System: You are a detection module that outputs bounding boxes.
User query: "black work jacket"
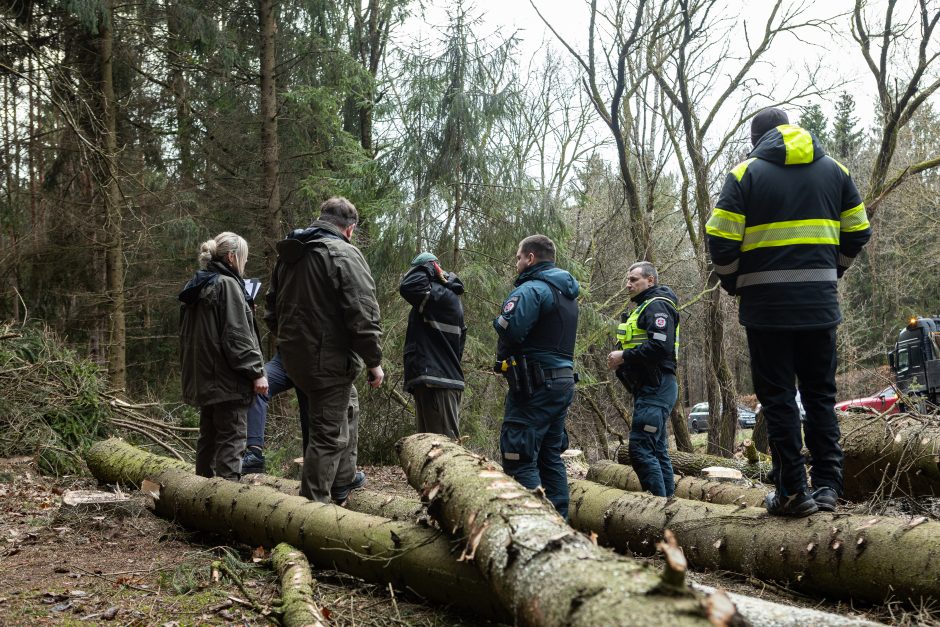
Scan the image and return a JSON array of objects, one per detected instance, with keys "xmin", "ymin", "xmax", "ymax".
[
  {"xmin": 618, "ymin": 285, "xmax": 680, "ymax": 379},
  {"xmin": 707, "ymin": 124, "xmax": 872, "ymax": 330},
  {"xmin": 399, "ymin": 262, "xmax": 466, "ymax": 391}
]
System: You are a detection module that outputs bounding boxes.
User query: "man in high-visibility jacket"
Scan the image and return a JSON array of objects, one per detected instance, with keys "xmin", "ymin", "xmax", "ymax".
[
  {"xmin": 607, "ymin": 261, "xmax": 680, "ymax": 497},
  {"xmin": 706, "ymin": 108, "xmax": 871, "ymax": 517}
]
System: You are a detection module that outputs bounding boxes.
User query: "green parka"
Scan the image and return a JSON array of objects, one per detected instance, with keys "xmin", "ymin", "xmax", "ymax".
[
  {"xmin": 266, "ymin": 220, "xmax": 382, "ymax": 391},
  {"xmin": 178, "ymin": 260, "xmax": 265, "ymax": 406}
]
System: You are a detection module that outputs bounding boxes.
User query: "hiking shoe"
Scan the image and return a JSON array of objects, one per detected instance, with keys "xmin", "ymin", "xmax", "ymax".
[
  {"xmin": 331, "ymin": 471, "xmax": 367, "ymax": 504},
  {"xmin": 764, "ymin": 490, "xmax": 818, "ymax": 517},
  {"xmin": 811, "ymin": 487, "xmax": 838, "ymax": 512},
  {"xmin": 241, "ymin": 447, "xmax": 265, "ymax": 475}
]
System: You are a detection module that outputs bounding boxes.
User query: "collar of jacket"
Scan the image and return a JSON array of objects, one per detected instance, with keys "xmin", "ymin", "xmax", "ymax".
[
  {"xmin": 514, "ymin": 260, "xmax": 555, "ymax": 287},
  {"xmin": 631, "ymin": 284, "xmax": 678, "ymax": 306},
  {"xmin": 209, "ymin": 260, "xmax": 249, "ymax": 299},
  {"xmin": 302, "ymin": 220, "xmax": 349, "ymax": 242}
]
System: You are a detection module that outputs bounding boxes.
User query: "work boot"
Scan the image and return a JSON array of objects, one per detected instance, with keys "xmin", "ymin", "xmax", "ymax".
[
  {"xmin": 240, "ymin": 446, "xmax": 265, "ymax": 475},
  {"xmin": 331, "ymin": 471, "xmax": 367, "ymax": 505},
  {"xmin": 811, "ymin": 487, "xmax": 838, "ymax": 512},
  {"xmin": 764, "ymin": 490, "xmax": 818, "ymax": 517}
]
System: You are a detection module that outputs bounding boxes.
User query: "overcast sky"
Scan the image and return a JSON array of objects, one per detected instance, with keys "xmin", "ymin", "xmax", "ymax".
[{"xmin": 396, "ymin": 0, "xmax": 909, "ymax": 130}]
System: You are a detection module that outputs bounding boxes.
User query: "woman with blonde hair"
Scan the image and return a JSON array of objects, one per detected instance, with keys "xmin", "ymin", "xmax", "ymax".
[{"xmin": 179, "ymin": 231, "xmax": 268, "ymax": 480}]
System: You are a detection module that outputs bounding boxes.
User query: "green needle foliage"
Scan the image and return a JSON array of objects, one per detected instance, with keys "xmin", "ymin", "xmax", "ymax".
[{"xmin": 0, "ymin": 322, "xmax": 110, "ymax": 475}]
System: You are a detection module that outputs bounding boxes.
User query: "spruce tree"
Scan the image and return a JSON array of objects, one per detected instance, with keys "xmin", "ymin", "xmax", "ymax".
[
  {"xmin": 831, "ymin": 92, "xmax": 864, "ymax": 160},
  {"xmin": 799, "ymin": 103, "xmax": 828, "ymax": 143}
]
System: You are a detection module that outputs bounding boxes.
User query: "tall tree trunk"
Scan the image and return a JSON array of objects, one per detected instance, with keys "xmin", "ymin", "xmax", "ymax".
[
  {"xmin": 670, "ymin": 400, "xmax": 693, "ymax": 453},
  {"xmin": 98, "ymin": 0, "xmax": 126, "ymax": 391},
  {"xmin": 569, "ymin": 478, "xmax": 940, "ymax": 607},
  {"xmin": 396, "ymin": 433, "xmax": 730, "ymax": 626},
  {"xmin": 259, "ymin": 0, "xmax": 281, "ymax": 276},
  {"xmin": 704, "ymin": 288, "xmax": 737, "ymax": 456}
]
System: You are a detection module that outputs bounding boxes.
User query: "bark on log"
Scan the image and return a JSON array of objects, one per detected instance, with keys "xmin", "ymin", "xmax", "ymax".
[
  {"xmin": 271, "ymin": 543, "xmax": 326, "ymax": 627},
  {"xmin": 569, "ymin": 478, "xmax": 940, "ymax": 606},
  {"xmin": 840, "ymin": 411, "xmax": 940, "ymax": 500},
  {"xmin": 396, "ymin": 433, "xmax": 727, "ymax": 626},
  {"xmin": 243, "ymin": 474, "xmax": 425, "ymax": 522},
  {"xmin": 587, "ymin": 460, "xmax": 767, "ymax": 507},
  {"xmin": 617, "ymin": 446, "xmax": 772, "ymax": 482},
  {"xmin": 85, "ymin": 440, "xmax": 509, "ymax": 622}
]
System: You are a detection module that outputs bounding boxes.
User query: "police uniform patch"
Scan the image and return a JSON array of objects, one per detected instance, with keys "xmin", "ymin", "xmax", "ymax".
[
  {"xmin": 503, "ymin": 297, "xmax": 519, "ymax": 314},
  {"xmin": 654, "ymin": 315, "xmax": 667, "ymax": 328}
]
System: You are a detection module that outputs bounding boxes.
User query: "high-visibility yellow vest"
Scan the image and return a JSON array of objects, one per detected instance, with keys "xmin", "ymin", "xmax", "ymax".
[{"xmin": 615, "ymin": 296, "xmax": 680, "ymax": 360}]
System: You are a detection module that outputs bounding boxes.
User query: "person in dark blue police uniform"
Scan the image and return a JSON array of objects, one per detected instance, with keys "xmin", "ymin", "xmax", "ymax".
[
  {"xmin": 493, "ymin": 234, "xmax": 579, "ymax": 518},
  {"xmin": 607, "ymin": 261, "xmax": 680, "ymax": 497}
]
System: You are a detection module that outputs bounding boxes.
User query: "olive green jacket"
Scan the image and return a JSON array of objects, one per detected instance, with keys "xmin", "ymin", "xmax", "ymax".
[
  {"xmin": 178, "ymin": 261, "xmax": 265, "ymax": 407},
  {"xmin": 267, "ymin": 220, "xmax": 382, "ymax": 391}
]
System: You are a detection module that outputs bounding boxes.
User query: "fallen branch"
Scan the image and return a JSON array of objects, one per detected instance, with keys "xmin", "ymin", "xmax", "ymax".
[{"xmin": 271, "ymin": 543, "xmax": 325, "ymax": 627}]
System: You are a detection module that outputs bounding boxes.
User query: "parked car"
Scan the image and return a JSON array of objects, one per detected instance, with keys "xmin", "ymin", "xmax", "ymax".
[
  {"xmin": 835, "ymin": 386, "xmax": 899, "ymax": 414},
  {"xmin": 755, "ymin": 392, "xmax": 807, "ymax": 422},
  {"xmin": 687, "ymin": 403, "xmax": 757, "ymax": 433}
]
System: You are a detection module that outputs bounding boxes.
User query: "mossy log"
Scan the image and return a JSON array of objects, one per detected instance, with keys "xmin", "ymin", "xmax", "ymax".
[
  {"xmin": 587, "ymin": 460, "xmax": 767, "ymax": 507},
  {"xmin": 271, "ymin": 543, "xmax": 326, "ymax": 627},
  {"xmin": 617, "ymin": 446, "xmax": 772, "ymax": 482},
  {"xmin": 840, "ymin": 411, "xmax": 940, "ymax": 499},
  {"xmin": 243, "ymin": 473, "xmax": 425, "ymax": 522},
  {"xmin": 397, "ymin": 433, "xmax": 729, "ymax": 626},
  {"xmin": 85, "ymin": 439, "xmax": 509, "ymax": 622},
  {"xmin": 569, "ymin": 478, "xmax": 940, "ymax": 606}
]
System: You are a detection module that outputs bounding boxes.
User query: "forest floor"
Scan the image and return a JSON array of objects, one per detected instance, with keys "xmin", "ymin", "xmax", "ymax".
[{"xmin": 0, "ymin": 453, "xmax": 933, "ymax": 626}]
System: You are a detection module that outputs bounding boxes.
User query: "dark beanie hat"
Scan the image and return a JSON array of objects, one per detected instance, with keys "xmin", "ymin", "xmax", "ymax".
[{"xmin": 751, "ymin": 108, "xmax": 789, "ymax": 146}]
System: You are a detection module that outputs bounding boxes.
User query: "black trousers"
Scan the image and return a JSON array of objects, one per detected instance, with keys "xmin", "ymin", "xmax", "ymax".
[{"xmin": 746, "ymin": 326, "xmax": 843, "ymax": 496}]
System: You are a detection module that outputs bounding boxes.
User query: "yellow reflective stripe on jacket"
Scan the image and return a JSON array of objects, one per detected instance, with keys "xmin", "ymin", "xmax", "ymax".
[
  {"xmin": 778, "ymin": 124, "xmax": 814, "ymax": 165},
  {"xmin": 740, "ymin": 218, "xmax": 839, "ymax": 252},
  {"xmin": 840, "ymin": 202, "xmax": 870, "ymax": 232},
  {"xmin": 731, "ymin": 158, "xmax": 757, "ymax": 181},
  {"xmin": 827, "ymin": 156, "xmax": 850, "ymax": 175},
  {"xmin": 705, "ymin": 208, "xmax": 745, "ymax": 241}
]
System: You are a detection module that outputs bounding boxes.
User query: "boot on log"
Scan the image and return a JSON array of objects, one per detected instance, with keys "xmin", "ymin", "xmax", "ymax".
[
  {"xmin": 587, "ymin": 460, "xmax": 767, "ymax": 507},
  {"xmin": 569, "ymin": 478, "xmax": 940, "ymax": 607},
  {"xmin": 85, "ymin": 440, "xmax": 509, "ymax": 622},
  {"xmin": 397, "ymin": 433, "xmax": 733, "ymax": 626}
]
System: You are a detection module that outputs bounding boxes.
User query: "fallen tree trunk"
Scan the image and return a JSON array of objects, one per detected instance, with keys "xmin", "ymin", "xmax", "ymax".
[
  {"xmin": 587, "ymin": 460, "xmax": 767, "ymax": 507},
  {"xmin": 840, "ymin": 411, "xmax": 940, "ymax": 500},
  {"xmin": 271, "ymin": 543, "xmax": 326, "ymax": 627},
  {"xmin": 243, "ymin": 474, "xmax": 425, "ymax": 522},
  {"xmin": 86, "ymin": 438, "xmax": 426, "ymax": 522},
  {"xmin": 617, "ymin": 446, "xmax": 772, "ymax": 482},
  {"xmin": 85, "ymin": 440, "xmax": 509, "ymax": 622},
  {"xmin": 396, "ymin": 433, "xmax": 725, "ymax": 626},
  {"xmin": 569, "ymin": 478, "xmax": 940, "ymax": 606}
]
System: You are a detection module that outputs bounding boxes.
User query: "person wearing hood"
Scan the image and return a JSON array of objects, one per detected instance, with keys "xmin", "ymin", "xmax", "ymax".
[
  {"xmin": 706, "ymin": 108, "xmax": 872, "ymax": 517},
  {"xmin": 493, "ymin": 234, "xmax": 579, "ymax": 518},
  {"xmin": 179, "ymin": 232, "xmax": 268, "ymax": 481},
  {"xmin": 268, "ymin": 196, "xmax": 383, "ymax": 505},
  {"xmin": 607, "ymin": 261, "xmax": 680, "ymax": 497},
  {"xmin": 399, "ymin": 252, "xmax": 466, "ymax": 439}
]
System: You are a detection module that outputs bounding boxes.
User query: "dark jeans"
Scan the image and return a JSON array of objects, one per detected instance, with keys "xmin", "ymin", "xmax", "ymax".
[
  {"xmin": 500, "ymin": 375, "xmax": 575, "ymax": 518},
  {"xmin": 196, "ymin": 399, "xmax": 250, "ymax": 480},
  {"xmin": 246, "ymin": 352, "xmax": 311, "ymax": 450},
  {"xmin": 413, "ymin": 386, "xmax": 461, "ymax": 439},
  {"xmin": 746, "ymin": 326, "xmax": 843, "ymax": 497},
  {"xmin": 628, "ymin": 374, "xmax": 678, "ymax": 497}
]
